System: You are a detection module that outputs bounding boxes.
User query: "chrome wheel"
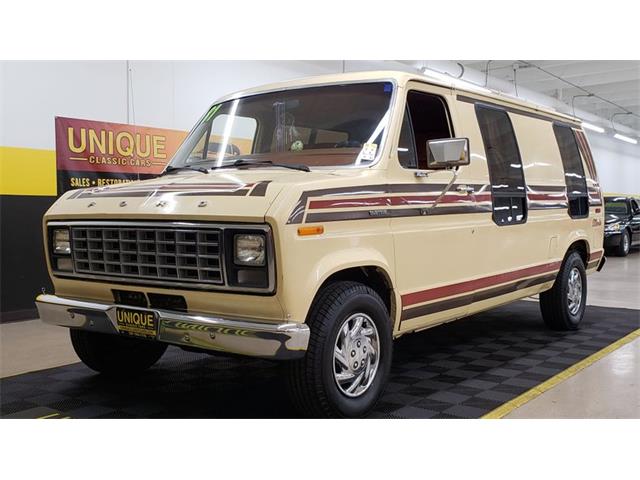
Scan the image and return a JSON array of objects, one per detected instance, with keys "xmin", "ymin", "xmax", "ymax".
[
  {"xmin": 333, "ymin": 313, "xmax": 380, "ymax": 398},
  {"xmin": 567, "ymin": 267, "xmax": 583, "ymax": 315},
  {"xmin": 623, "ymin": 232, "xmax": 630, "ymax": 253}
]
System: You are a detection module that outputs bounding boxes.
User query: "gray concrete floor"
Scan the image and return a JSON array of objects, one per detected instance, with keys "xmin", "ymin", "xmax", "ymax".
[
  {"xmin": 1, "ymin": 249, "xmax": 639, "ymax": 417},
  {"xmin": 505, "ymin": 337, "xmax": 639, "ymax": 418}
]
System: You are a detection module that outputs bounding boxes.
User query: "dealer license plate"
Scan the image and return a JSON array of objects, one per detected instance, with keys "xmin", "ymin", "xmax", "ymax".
[{"xmin": 115, "ymin": 307, "xmax": 158, "ymax": 338}]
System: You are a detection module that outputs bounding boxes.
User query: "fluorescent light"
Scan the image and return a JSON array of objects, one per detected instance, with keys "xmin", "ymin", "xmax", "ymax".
[
  {"xmin": 581, "ymin": 122, "xmax": 605, "ymax": 133},
  {"xmin": 614, "ymin": 133, "xmax": 638, "ymax": 145}
]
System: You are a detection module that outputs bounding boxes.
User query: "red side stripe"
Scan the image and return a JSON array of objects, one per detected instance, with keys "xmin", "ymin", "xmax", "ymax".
[
  {"xmin": 589, "ymin": 250, "xmax": 603, "ymax": 261},
  {"xmin": 401, "ymin": 261, "xmax": 562, "ymax": 308},
  {"xmin": 527, "ymin": 193, "xmax": 567, "ymax": 201},
  {"xmin": 308, "ymin": 193, "xmax": 492, "ymax": 210}
]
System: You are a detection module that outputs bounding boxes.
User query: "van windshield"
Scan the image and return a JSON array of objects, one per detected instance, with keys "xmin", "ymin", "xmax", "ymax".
[{"xmin": 168, "ymin": 82, "xmax": 393, "ymax": 170}]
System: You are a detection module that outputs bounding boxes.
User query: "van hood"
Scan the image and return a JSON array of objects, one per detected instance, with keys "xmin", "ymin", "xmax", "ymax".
[{"xmin": 46, "ymin": 169, "xmax": 342, "ymax": 223}]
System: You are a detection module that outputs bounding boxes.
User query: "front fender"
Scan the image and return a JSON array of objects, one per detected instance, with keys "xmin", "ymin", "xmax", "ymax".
[{"xmin": 277, "ymin": 239, "xmax": 397, "ymax": 326}]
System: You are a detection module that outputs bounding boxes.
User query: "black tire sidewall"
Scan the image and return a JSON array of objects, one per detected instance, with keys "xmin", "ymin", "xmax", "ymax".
[
  {"xmin": 70, "ymin": 329, "xmax": 167, "ymax": 375},
  {"xmin": 319, "ymin": 289, "xmax": 392, "ymax": 417},
  {"xmin": 559, "ymin": 253, "xmax": 587, "ymax": 328},
  {"xmin": 620, "ymin": 231, "xmax": 630, "ymax": 256}
]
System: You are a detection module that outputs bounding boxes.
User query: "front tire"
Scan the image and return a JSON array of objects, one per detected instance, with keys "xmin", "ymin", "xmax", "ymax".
[
  {"xmin": 70, "ymin": 329, "xmax": 167, "ymax": 376},
  {"xmin": 286, "ymin": 281, "xmax": 392, "ymax": 418},
  {"xmin": 540, "ymin": 251, "xmax": 587, "ymax": 331}
]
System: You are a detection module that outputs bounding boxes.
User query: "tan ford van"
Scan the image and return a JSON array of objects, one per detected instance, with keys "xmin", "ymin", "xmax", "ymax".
[{"xmin": 36, "ymin": 71, "xmax": 605, "ymax": 417}]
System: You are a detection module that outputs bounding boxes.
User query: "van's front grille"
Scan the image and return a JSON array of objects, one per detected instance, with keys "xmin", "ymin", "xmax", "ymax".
[{"xmin": 70, "ymin": 225, "xmax": 224, "ymax": 286}]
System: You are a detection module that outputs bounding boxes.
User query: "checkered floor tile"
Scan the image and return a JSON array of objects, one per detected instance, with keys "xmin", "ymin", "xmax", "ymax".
[{"xmin": 1, "ymin": 301, "xmax": 638, "ymax": 418}]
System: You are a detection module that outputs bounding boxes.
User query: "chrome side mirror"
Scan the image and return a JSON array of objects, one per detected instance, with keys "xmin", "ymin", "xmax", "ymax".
[{"xmin": 426, "ymin": 137, "xmax": 470, "ymax": 169}]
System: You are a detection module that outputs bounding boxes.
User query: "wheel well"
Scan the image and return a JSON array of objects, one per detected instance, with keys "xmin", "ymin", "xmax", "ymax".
[
  {"xmin": 567, "ymin": 240, "xmax": 589, "ymax": 265},
  {"xmin": 317, "ymin": 266, "xmax": 395, "ymax": 321}
]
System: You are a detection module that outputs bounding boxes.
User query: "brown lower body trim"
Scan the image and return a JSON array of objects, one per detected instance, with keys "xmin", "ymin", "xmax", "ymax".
[
  {"xmin": 400, "ymin": 272, "xmax": 557, "ymax": 322},
  {"xmin": 587, "ymin": 260, "xmax": 600, "ymax": 269}
]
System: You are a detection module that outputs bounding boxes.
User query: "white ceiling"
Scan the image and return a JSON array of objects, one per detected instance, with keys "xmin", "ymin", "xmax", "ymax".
[{"xmin": 458, "ymin": 60, "xmax": 640, "ymax": 132}]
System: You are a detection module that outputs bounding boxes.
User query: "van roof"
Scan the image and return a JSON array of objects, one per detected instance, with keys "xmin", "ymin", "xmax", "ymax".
[{"xmin": 215, "ymin": 70, "xmax": 580, "ymax": 126}]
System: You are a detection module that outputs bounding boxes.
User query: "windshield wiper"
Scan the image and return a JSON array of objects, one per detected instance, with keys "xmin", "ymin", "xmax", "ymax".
[
  {"xmin": 230, "ymin": 159, "xmax": 310, "ymax": 172},
  {"xmin": 161, "ymin": 165, "xmax": 209, "ymax": 176}
]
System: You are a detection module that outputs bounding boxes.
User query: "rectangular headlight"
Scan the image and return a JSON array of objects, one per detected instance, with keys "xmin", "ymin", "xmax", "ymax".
[
  {"xmin": 234, "ymin": 234, "xmax": 266, "ymax": 266},
  {"xmin": 53, "ymin": 228, "xmax": 71, "ymax": 255}
]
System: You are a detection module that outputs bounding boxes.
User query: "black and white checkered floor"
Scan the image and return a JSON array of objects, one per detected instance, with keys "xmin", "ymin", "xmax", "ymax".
[{"xmin": 2, "ymin": 301, "xmax": 638, "ymax": 419}]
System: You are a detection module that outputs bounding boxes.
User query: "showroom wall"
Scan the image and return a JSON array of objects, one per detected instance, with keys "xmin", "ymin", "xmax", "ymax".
[{"xmin": 1, "ymin": 60, "xmax": 638, "ymax": 320}]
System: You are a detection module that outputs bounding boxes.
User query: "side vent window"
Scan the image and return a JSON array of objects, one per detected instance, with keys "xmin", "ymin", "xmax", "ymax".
[
  {"xmin": 475, "ymin": 104, "xmax": 527, "ymax": 226},
  {"xmin": 553, "ymin": 124, "xmax": 589, "ymax": 218}
]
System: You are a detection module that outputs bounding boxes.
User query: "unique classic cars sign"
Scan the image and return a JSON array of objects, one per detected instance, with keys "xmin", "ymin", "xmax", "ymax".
[{"xmin": 54, "ymin": 116, "xmax": 188, "ymax": 194}]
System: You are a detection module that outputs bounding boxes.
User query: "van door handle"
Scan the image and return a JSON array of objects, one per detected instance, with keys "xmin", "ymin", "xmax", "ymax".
[{"xmin": 456, "ymin": 185, "xmax": 475, "ymax": 194}]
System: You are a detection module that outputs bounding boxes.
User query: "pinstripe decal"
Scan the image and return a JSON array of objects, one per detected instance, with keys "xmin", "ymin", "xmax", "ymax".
[
  {"xmin": 249, "ymin": 181, "xmax": 272, "ymax": 196},
  {"xmin": 289, "ymin": 182, "xmax": 606, "ymax": 223},
  {"xmin": 400, "ymin": 250, "xmax": 604, "ymax": 321},
  {"xmin": 401, "ymin": 272, "xmax": 557, "ymax": 321},
  {"xmin": 71, "ymin": 182, "xmax": 257, "ymax": 199},
  {"xmin": 401, "ymin": 260, "xmax": 562, "ymax": 308}
]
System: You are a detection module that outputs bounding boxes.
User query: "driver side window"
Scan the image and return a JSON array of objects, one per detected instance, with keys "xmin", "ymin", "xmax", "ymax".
[{"xmin": 397, "ymin": 91, "xmax": 453, "ymax": 169}]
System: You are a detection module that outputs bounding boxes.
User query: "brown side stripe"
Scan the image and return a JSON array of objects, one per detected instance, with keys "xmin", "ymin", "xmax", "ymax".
[
  {"xmin": 401, "ymin": 272, "xmax": 557, "ymax": 321},
  {"xmin": 249, "ymin": 181, "xmax": 272, "ymax": 196},
  {"xmin": 290, "ymin": 183, "xmax": 599, "ymax": 223},
  {"xmin": 589, "ymin": 250, "xmax": 603, "ymax": 261},
  {"xmin": 73, "ymin": 183, "xmax": 255, "ymax": 199},
  {"xmin": 308, "ymin": 193, "xmax": 492, "ymax": 210},
  {"xmin": 287, "ymin": 183, "xmax": 482, "ymax": 224},
  {"xmin": 402, "ymin": 260, "xmax": 561, "ymax": 307},
  {"xmin": 75, "ymin": 188, "xmax": 252, "ymax": 198},
  {"xmin": 305, "ymin": 204, "xmax": 492, "ymax": 223}
]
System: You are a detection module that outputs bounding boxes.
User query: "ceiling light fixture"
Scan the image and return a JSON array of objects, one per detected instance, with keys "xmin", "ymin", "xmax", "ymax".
[
  {"xmin": 613, "ymin": 133, "xmax": 638, "ymax": 145},
  {"xmin": 581, "ymin": 122, "xmax": 605, "ymax": 134}
]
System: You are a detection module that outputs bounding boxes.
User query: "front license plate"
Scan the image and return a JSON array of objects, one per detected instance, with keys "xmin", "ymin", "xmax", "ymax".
[{"xmin": 115, "ymin": 307, "xmax": 158, "ymax": 338}]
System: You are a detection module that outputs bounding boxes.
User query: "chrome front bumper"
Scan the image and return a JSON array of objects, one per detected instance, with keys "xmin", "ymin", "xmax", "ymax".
[{"xmin": 35, "ymin": 294, "xmax": 309, "ymax": 360}]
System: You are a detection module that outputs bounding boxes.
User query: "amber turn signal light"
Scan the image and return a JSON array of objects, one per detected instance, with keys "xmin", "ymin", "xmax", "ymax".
[{"xmin": 297, "ymin": 225, "xmax": 324, "ymax": 236}]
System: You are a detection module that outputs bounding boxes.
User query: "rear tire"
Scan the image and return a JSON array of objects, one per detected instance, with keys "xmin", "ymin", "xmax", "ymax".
[
  {"xmin": 616, "ymin": 230, "xmax": 631, "ymax": 257},
  {"xmin": 540, "ymin": 251, "xmax": 587, "ymax": 331},
  {"xmin": 70, "ymin": 329, "xmax": 167, "ymax": 375},
  {"xmin": 286, "ymin": 281, "xmax": 392, "ymax": 418}
]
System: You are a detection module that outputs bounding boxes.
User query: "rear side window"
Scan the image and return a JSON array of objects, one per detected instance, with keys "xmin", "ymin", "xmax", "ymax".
[
  {"xmin": 553, "ymin": 124, "xmax": 589, "ymax": 218},
  {"xmin": 475, "ymin": 105, "xmax": 527, "ymax": 226}
]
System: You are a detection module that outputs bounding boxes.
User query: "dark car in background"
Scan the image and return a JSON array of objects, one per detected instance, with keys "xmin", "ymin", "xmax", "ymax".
[{"xmin": 604, "ymin": 196, "xmax": 640, "ymax": 256}]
